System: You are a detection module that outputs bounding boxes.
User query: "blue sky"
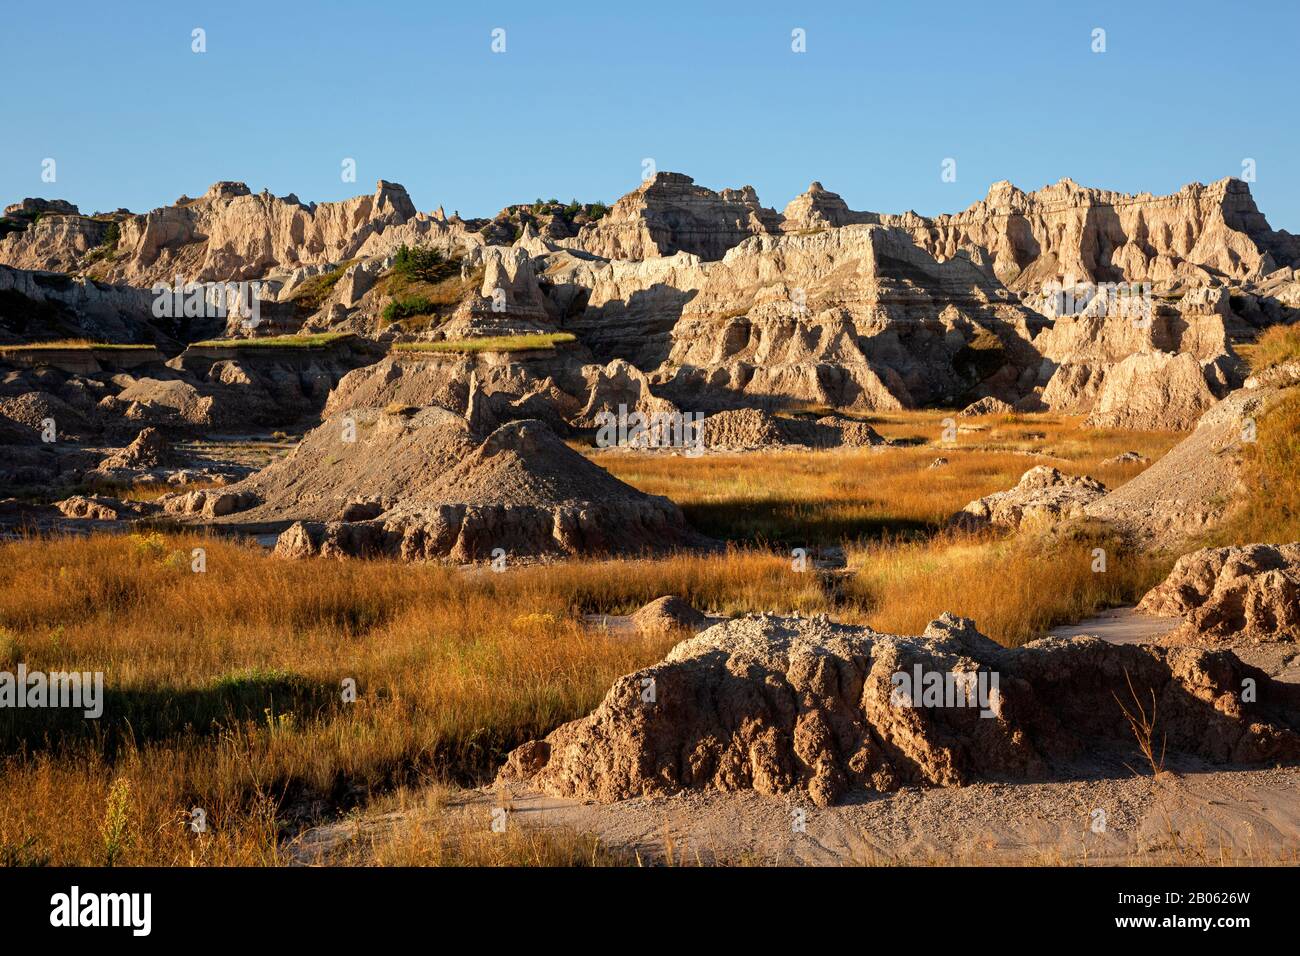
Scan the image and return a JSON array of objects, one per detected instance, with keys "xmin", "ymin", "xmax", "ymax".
[{"xmin": 4, "ymin": 0, "xmax": 1298, "ymax": 229}]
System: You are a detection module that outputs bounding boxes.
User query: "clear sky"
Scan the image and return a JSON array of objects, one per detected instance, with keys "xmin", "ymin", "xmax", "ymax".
[{"xmin": 4, "ymin": 0, "xmax": 1298, "ymax": 230}]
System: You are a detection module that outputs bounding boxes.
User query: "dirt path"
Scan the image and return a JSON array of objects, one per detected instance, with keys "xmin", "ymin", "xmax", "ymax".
[
  {"xmin": 1046, "ymin": 606, "xmax": 1178, "ymax": 644},
  {"xmin": 293, "ymin": 762, "xmax": 1300, "ymax": 866}
]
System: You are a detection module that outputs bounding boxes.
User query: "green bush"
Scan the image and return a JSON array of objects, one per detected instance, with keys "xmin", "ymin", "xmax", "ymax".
[
  {"xmin": 391, "ymin": 244, "xmax": 453, "ymax": 283},
  {"xmin": 382, "ymin": 295, "xmax": 435, "ymax": 325}
]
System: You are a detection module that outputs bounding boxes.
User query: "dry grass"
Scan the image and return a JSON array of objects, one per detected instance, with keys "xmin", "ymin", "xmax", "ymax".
[
  {"xmin": 592, "ymin": 411, "xmax": 1179, "ymax": 546},
  {"xmin": 0, "ymin": 534, "xmax": 821, "ymax": 865},
  {"xmin": 846, "ymin": 529, "xmax": 1168, "ymax": 646},
  {"xmin": 1208, "ymin": 388, "xmax": 1300, "ymax": 545},
  {"xmin": 1245, "ymin": 322, "xmax": 1300, "ymax": 373},
  {"xmin": 0, "ymin": 340, "xmax": 155, "ymax": 352},
  {"xmin": 0, "ymin": 410, "xmax": 1194, "ymax": 864},
  {"xmin": 189, "ymin": 332, "xmax": 353, "ymax": 349},
  {"xmin": 286, "ymin": 261, "xmax": 357, "ymax": 311}
]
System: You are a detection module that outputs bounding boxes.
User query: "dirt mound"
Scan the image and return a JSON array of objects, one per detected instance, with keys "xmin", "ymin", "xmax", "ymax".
[
  {"xmin": 0, "ymin": 390, "xmax": 93, "ymax": 441},
  {"xmin": 98, "ymin": 427, "xmax": 173, "ymax": 470},
  {"xmin": 698, "ymin": 408, "xmax": 886, "ymax": 451},
  {"xmin": 630, "ymin": 595, "xmax": 707, "ymax": 634},
  {"xmin": 951, "ymin": 466, "xmax": 1106, "ymax": 532},
  {"xmin": 323, "ymin": 356, "xmax": 471, "ymax": 418},
  {"xmin": 1104, "ymin": 450, "xmax": 1149, "ymax": 465},
  {"xmin": 699, "ymin": 408, "xmax": 789, "ymax": 449},
  {"xmin": 958, "ymin": 396, "xmax": 1014, "ymax": 417},
  {"xmin": 100, "ymin": 377, "xmax": 215, "ymax": 429},
  {"xmin": 811, "ymin": 415, "xmax": 887, "ymax": 448},
  {"xmin": 201, "ymin": 405, "xmax": 476, "ymax": 526},
  {"xmin": 1085, "ymin": 383, "xmax": 1284, "ymax": 550},
  {"xmin": 1138, "ymin": 543, "xmax": 1300, "ymax": 644},
  {"xmin": 55, "ymin": 495, "xmax": 149, "ymax": 521},
  {"xmin": 498, "ymin": 612, "xmax": 1300, "ymax": 807},
  {"xmin": 247, "ymin": 416, "xmax": 706, "ymax": 562}
]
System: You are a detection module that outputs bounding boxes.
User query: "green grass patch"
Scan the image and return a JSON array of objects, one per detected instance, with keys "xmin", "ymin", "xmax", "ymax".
[
  {"xmin": 0, "ymin": 339, "xmax": 155, "ymax": 352},
  {"xmin": 391, "ymin": 332, "xmax": 576, "ymax": 354},
  {"xmin": 189, "ymin": 332, "xmax": 353, "ymax": 349}
]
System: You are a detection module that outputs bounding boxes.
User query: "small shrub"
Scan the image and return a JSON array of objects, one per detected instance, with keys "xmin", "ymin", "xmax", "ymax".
[
  {"xmin": 382, "ymin": 295, "xmax": 435, "ymax": 325},
  {"xmin": 100, "ymin": 778, "xmax": 133, "ymax": 867}
]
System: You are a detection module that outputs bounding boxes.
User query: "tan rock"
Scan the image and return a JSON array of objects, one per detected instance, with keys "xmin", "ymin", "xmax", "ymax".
[{"xmin": 499, "ymin": 612, "xmax": 1300, "ymax": 805}]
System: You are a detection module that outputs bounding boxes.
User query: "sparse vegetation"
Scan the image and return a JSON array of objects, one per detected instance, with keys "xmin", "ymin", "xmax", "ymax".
[
  {"xmin": 288, "ymin": 260, "xmax": 356, "ymax": 311},
  {"xmin": 189, "ymin": 332, "xmax": 353, "ymax": 349},
  {"xmin": 0, "ymin": 339, "xmax": 155, "ymax": 352},
  {"xmin": 392, "ymin": 332, "xmax": 576, "ymax": 354},
  {"xmin": 1245, "ymin": 322, "xmax": 1300, "ymax": 373},
  {"xmin": 1211, "ymin": 388, "xmax": 1300, "ymax": 544},
  {"xmin": 391, "ymin": 245, "xmax": 456, "ymax": 284},
  {"xmin": 377, "ymin": 247, "xmax": 477, "ymax": 329},
  {"xmin": 0, "ymin": 408, "xmax": 1268, "ymax": 864},
  {"xmin": 381, "ymin": 295, "xmax": 436, "ymax": 325}
]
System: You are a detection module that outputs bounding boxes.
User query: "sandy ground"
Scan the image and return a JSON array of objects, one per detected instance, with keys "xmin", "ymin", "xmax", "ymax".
[
  {"xmin": 291, "ymin": 606, "xmax": 1300, "ymax": 866},
  {"xmin": 1049, "ymin": 606, "xmax": 1300, "ymax": 685},
  {"xmin": 1047, "ymin": 606, "xmax": 1179, "ymax": 644},
  {"xmin": 293, "ymin": 761, "xmax": 1300, "ymax": 866}
]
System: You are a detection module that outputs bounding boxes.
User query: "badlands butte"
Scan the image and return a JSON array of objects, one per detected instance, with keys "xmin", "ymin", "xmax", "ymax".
[{"xmin": 3, "ymin": 169, "xmax": 1300, "ymax": 863}]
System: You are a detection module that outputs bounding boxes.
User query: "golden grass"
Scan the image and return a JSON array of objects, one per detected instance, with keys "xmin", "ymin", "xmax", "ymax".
[
  {"xmin": 392, "ymin": 332, "xmax": 576, "ymax": 354},
  {"xmin": 1210, "ymin": 388, "xmax": 1300, "ymax": 545},
  {"xmin": 189, "ymin": 332, "xmax": 353, "ymax": 349},
  {"xmin": 286, "ymin": 260, "xmax": 357, "ymax": 311},
  {"xmin": 591, "ymin": 411, "xmax": 1180, "ymax": 546},
  {"xmin": 0, "ymin": 534, "xmax": 821, "ymax": 865},
  {"xmin": 0, "ymin": 410, "xmax": 1196, "ymax": 864},
  {"xmin": 847, "ymin": 529, "xmax": 1168, "ymax": 647},
  {"xmin": 1245, "ymin": 322, "xmax": 1300, "ymax": 373},
  {"xmin": 0, "ymin": 339, "xmax": 156, "ymax": 352}
]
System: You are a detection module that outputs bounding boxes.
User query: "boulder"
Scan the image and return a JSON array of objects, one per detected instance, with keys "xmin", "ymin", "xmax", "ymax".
[
  {"xmin": 629, "ymin": 595, "xmax": 708, "ymax": 634},
  {"xmin": 1138, "ymin": 544, "xmax": 1300, "ymax": 643},
  {"xmin": 952, "ymin": 466, "xmax": 1107, "ymax": 532}
]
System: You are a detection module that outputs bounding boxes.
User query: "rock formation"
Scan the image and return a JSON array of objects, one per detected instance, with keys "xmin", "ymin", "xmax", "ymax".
[
  {"xmin": 1084, "ymin": 381, "xmax": 1286, "ymax": 549},
  {"xmin": 952, "ymin": 466, "xmax": 1107, "ymax": 532},
  {"xmin": 499, "ymin": 612, "xmax": 1300, "ymax": 806},
  {"xmin": 1139, "ymin": 544, "xmax": 1300, "ymax": 643}
]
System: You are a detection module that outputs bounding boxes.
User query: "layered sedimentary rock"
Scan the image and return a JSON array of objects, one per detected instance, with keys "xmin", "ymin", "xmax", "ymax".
[
  {"xmin": 0, "ymin": 265, "xmax": 162, "ymax": 345},
  {"xmin": 567, "ymin": 172, "xmax": 780, "ymax": 261},
  {"xmin": 884, "ymin": 177, "xmax": 1300, "ymax": 290},
  {"xmin": 562, "ymin": 173, "xmax": 1300, "ymax": 292},
  {"xmin": 1139, "ymin": 544, "xmax": 1300, "ymax": 643},
  {"xmin": 569, "ymin": 224, "xmax": 1048, "ymax": 411},
  {"xmin": 499, "ymin": 612, "xmax": 1300, "ymax": 806},
  {"xmin": 0, "ymin": 180, "xmax": 479, "ymax": 287}
]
